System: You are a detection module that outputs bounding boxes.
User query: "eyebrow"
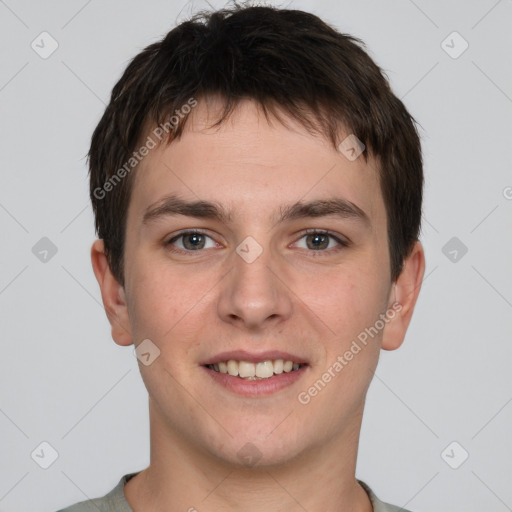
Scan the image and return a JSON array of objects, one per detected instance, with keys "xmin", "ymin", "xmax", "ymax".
[{"xmin": 142, "ymin": 194, "xmax": 370, "ymax": 228}]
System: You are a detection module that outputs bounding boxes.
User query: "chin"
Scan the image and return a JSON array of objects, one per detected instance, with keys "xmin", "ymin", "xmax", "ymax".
[{"xmin": 204, "ymin": 428, "xmax": 308, "ymax": 470}]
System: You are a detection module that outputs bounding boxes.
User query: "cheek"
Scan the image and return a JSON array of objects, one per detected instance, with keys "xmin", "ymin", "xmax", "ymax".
[
  {"xmin": 295, "ymin": 265, "xmax": 384, "ymax": 340},
  {"xmin": 297, "ymin": 274, "xmax": 383, "ymax": 419},
  {"xmin": 126, "ymin": 264, "xmax": 183, "ymax": 341},
  {"xmin": 126, "ymin": 258, "xmax": 214, "ymax": 361}
]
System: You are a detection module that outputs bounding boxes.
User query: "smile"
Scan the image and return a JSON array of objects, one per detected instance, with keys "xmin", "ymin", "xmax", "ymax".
[{"xmin": 206, "ymin": 359, "xmax": 304, "ymax": 380}]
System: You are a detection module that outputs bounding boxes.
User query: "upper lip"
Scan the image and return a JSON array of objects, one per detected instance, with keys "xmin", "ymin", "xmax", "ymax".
[{"xmin": 201, "ymin": 350, "xmax": 308, "ymax": 366}]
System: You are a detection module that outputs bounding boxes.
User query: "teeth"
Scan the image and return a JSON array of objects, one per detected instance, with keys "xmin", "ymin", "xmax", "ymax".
[
  {"xmin": 208, "ymin": 359, "xmax": 303, "ymax": 380},
  {"xmin": 256, "ymin": 361, "xmax": 274, "ymax": 378},
  {"xmin": 273, "ymin": 359, "xmax": 284, "ymax": 374},
  {"xmin": 283, "ymin": 360, "xmax": 293, "ymax": 372},
  {"xmin": 227, "ymin": 360, "xmax": 239, "ymax": 376},
  {"xmin": 238, "ymin": 361, "xmax": 255, "ymax": 378}
]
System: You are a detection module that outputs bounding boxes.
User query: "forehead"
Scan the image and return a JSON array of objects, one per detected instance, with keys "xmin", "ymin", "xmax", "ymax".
[{"xmin": 128, "ymin": 98, "xmax": 385, "ymax": 229}]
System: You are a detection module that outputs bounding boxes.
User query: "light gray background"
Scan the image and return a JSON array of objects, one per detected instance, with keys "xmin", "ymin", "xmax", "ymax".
[{"xmin": 1, "ymin": 1, "xmax": 511, "ymax": 511}]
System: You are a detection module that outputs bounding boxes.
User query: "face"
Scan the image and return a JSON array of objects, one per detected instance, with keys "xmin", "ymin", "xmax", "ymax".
[{"xmin": 103, "ymin": 98, "xmax": 405, "ymax": 466}]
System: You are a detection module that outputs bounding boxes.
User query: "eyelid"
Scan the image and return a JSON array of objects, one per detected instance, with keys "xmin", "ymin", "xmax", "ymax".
[
  {"xmin": 165, "ymin": 228, "xmax": 218, "ymax": 252},
  {"xmin": 292, "ymin": 228, "xmax": 350, "ymax": 250},
  {"xmin": 166, "ymin": 227, "xmax": 211, "ymax": 241},
  {"xmin": 301, "ymin": 228, "xmax": 350, "ymax": 243}
]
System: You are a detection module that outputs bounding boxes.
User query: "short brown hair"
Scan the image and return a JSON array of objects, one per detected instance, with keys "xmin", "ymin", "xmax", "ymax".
[{"xmin": 89, "ymin": 4, "xmax": 423, "ymax": 286}]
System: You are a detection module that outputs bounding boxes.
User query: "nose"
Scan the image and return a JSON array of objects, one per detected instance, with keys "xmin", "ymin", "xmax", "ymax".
[{"xmin": 216, "ymin": 240, "xmax": 293, "ymax": 331}]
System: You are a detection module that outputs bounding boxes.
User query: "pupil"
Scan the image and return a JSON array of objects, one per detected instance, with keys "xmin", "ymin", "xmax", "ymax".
[
  {"xmin": 308, "ymin": 234, "xmax": 328, "ymax": 250},
  {"xmin": 184, "ymin": 233, "xmax": 204, "ymax": 250}
]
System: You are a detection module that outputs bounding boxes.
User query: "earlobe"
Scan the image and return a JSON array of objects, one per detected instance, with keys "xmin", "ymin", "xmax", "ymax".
[
  {"xmin": 90, "ymin": 239, "xmax": 133, "ymax": 346},
  {"xmin": 381, "ymin": 241, "xmax": 426, "ymax": 351}
]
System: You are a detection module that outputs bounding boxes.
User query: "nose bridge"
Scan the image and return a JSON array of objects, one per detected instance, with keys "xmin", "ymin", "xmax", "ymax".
[{"xmin": 217, "ymin": 235, "xmax": 292, "ymax": 329}]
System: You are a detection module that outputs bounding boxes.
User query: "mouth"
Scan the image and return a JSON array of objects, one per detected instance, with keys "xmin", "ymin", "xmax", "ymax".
[
  {"xmin": 205, "ymin": 359, "xmax": 306, "ymax": 380},
  {"xmin": 201, "ymin": 350, "xmax": 309, "ymax": 396},
  {"xmin": 200, "ymin": 350, "xmax": 310, "ymax": 398}
]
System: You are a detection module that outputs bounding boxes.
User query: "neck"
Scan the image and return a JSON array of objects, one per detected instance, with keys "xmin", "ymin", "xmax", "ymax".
[{"xmin": 124, "ymin": 400, "xmax": 372, "ymax": 512}]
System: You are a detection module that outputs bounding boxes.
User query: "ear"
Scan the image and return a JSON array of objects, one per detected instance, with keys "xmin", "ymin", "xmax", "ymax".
[
  {"xmin": 91, "ymin": 239, "xmax": 133, "ymax": 346},
  {"xmin": 381, "ymin": 241, "xmax": 425, "ymax": 351}
]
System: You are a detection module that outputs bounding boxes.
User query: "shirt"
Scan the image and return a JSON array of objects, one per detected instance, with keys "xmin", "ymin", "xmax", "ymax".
[{"xmin": 55, "ymin": 472, "xmax": 413, "ymax": 512}]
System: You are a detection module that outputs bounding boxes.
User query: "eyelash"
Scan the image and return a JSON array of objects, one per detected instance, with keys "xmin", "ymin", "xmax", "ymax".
[{"xmin": 165, "ymin": 228, "xmax": 350, "ymax": 255}]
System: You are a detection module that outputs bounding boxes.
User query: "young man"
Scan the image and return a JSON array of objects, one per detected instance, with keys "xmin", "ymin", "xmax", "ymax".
[{"xmin": 58, "ymin": 4, "xmax": 425, "ymax": 511}]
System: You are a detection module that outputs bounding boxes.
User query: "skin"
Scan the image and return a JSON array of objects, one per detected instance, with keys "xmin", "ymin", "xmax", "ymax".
[{"xmin": 91, "ymin": 97, "xmax": 425, "ymax": 512}]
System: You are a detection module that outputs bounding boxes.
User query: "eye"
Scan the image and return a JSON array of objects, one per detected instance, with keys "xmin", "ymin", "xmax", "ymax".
[
  {"xmin": 166, "ymin": 230, "xmax": 218, "ymax": 252},
  {"xmin": 293, "ymin": 229, "xmax": 349, "ymax": 252}
]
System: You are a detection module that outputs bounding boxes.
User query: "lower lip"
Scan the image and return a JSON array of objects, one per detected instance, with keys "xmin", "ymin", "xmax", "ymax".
[{"xmin": 202, "ymin": 365, "xmax": 308, "ymax": 397}]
